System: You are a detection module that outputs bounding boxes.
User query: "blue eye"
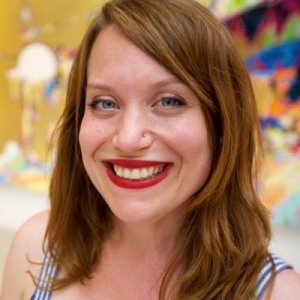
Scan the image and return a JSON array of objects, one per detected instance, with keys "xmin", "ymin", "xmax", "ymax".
[
  {"xmin": 158, "ymin": 97, "xmax": 184, "ymax": 107},
  {"xmin": 89, "ymin": 99, "xmax": 119, "ymax": 110}
]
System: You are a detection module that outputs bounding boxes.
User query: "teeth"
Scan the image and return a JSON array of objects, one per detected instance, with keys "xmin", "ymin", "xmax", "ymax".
[
  {"xmin": 131, "ymin": 169, "xmax": 140, "ymax": 179},
  {"xmin": 112, "ymin": 165, "xmax": 164, "ymax": 180},
  {"xmin": 141, "ymin": 168, "xmax": 149, "ymax": 178},
  {"xmin": 114, "ymin": 165, "xmax": 123, "ymax": 177},
  {"xmin": 123, "ymin": 168, "xmax": 131, "ymax": 178}
]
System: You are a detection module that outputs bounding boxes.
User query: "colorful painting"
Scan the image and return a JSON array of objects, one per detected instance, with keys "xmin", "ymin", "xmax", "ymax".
[{"xmin": 223, "ymin": 0, "xmax": 300, "ymax": 227}]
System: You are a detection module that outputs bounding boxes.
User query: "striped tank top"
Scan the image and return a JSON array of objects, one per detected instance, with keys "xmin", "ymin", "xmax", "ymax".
[{"xmin": 31, "ymin": 253, "xmax": 292, "ymax": 300}]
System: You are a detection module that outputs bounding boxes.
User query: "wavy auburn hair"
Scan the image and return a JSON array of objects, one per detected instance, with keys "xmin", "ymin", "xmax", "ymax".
[{"xmin": 44, "ymin": 0, "xmax": 273, "ymax": 298}]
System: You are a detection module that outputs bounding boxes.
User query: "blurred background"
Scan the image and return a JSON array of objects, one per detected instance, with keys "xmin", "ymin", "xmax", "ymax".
[{"xmin": 0, "ymin": 0, "xmax": 299, "ymax": 282}]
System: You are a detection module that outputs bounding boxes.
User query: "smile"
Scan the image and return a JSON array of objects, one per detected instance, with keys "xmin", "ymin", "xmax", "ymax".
[
  {"xmin": 102, "ymin": 159, "xmax": 173, "ymax": 189},
  {"xmin": 113, "ymin": 165, "xmax": 163, "ymax": 180}
]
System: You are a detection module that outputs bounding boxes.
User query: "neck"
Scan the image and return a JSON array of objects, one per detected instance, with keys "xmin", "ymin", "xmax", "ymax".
[
  {"xmin": 99, "ymin": 213, "xmax": 184, "ymax": 299},
  {"xmin": 108, "ymin": 212, "xmax": 184, "ymax": 260}
]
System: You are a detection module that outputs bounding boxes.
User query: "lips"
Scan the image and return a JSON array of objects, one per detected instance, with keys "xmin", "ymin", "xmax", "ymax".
[{"xmin": 102, "ymin": 159, "xmax": 173, "ymax": 189}]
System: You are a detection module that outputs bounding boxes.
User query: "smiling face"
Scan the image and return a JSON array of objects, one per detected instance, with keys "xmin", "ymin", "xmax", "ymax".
[{"xmin": 79, "ymin": 25, "xmax": 212, "ymax": 225}]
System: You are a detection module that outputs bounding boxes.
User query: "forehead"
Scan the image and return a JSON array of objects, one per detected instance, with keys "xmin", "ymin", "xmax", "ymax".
[{"xmin": 87, "ymin": 25, "xmax": 179, "ymax": 86}]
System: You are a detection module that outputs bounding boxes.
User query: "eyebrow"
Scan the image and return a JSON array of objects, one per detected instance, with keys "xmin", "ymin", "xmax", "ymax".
[
  {"xmin": 86, "ymin": 77, "xmax": 184, "ymax": 90},
  {"xmin": 86, "ymin": 83, "xmax": 112, "ymax": 91}
]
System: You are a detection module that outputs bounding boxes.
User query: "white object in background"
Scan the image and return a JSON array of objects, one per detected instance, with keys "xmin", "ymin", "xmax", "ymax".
[
  {"xmin": 0, "ymin": 142, "xmax": 21, "ymax": 168},
  {"xmin": 15, "ymin": 42, "xmax": 58, "ymax": 83}
]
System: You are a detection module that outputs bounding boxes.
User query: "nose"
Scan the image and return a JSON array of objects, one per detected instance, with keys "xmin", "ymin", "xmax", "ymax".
[{"xmin": 112, "ymin": 107, "xmax": 154, "ymax": 154}]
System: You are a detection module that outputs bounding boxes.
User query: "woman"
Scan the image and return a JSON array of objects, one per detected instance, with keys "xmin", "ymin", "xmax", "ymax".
[{"xmin": 2, "ymin": 0, "xmax": 300, "ymax": 299}]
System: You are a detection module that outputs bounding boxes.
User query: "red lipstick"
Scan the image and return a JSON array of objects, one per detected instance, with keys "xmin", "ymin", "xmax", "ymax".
[{"xmin": 102, "ymin": 159, "xmax": 173, "ymax": 189}]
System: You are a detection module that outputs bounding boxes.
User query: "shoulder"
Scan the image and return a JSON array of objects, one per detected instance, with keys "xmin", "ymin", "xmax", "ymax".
[
  {"xmin": 6, "ymin": 210, "xmax": 49, "ymax": 262},
  {"xmin": 1, "ymin": 210, "xmax": 49, "ymax": 300},
  {"xmin": 263, "ymin": 269, "xmax": 300, "ymax": 300},
  {"xmin": 271, "ymin": 269, "xmax": 300, "ymax": 300}
]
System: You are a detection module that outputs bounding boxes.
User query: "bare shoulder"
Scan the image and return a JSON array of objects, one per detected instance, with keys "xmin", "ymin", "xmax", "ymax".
[
  {"xmin": 1, "ymin": 210, "xmax": 50, "ymax": 300},
  {"xmin": 268, "ymin": 269, "xmax": 300, "ymax": 300}
]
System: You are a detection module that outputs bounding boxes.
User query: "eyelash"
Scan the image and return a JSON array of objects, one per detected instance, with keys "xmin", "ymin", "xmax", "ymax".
[
  {"xmin": 88, "ymin": 98, "xmax": 119, "ymax": 110},
  {"xmin": 87, "ymin": 95, "xmax": 186, "ymax": 112},
  {"xmin": 156, "ymin": 96, "xmax": 185, "ymax": 107}
]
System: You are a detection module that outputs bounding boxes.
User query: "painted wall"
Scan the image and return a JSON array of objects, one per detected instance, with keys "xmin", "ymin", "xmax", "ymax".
[{"xmin": 0, "ymin": 0, "xmax": 106, "ymax": 157}]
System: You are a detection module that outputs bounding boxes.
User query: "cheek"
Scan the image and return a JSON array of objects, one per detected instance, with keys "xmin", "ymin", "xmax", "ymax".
[
  {"xmin": 171, "ymin": 118, "xmax": 213, "ymax": 183},
  {"xmin": 169, "ymin": 117, "xmax": 212, "ymax": 158},
  {"xmin": 79, "ymin": 118, "xmax": 91, "ymax": 154},
  {"xmin": 79, "ymin": 117, "xmax": 105, "ymax": 155}
]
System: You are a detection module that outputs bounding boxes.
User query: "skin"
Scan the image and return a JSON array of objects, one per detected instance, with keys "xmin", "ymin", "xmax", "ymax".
[
  {"xmin": 80, "ymin": 24, "xmax": 212, "ymax": 228},
  {"xmin": 1, "ymin": 24, "xmax": 300, "ymax": 299}
]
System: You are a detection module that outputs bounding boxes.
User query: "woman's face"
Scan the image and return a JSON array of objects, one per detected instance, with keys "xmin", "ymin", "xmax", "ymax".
[{"xmin": 79, "ymin": 25, "xmax": 212, "ymax": 225}]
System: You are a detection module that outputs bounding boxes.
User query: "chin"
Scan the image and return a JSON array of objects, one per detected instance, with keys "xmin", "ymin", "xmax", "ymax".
[{"xmin": 109, "ymin": 203, "xmax": 166, "ymax": 225}]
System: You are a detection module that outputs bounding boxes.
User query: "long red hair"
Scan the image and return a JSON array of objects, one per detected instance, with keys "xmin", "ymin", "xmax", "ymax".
[{"xmin": 41, "ymin": 0, "xmax": 273, "ymax": 298}]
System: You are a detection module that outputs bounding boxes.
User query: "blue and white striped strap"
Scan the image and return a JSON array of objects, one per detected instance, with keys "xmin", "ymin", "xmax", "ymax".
[
  {"xmin": 30, "ymin": 252, "xmax": 291, "ymax": 299},
  {"xmin": 256, "ymin": 253, "xmax": 293, "ymax": 300},
  {"xmin": 31, "ymin": 250, "xmax": 59, "ymax": 300}
]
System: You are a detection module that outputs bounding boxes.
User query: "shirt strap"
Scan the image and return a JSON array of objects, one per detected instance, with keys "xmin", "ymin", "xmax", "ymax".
[
  {"xmin": 31, "ymin": 250, "xmax": 59, "ymax": 300},
  {"xmin": 256, "ymin": 253, "xmax": 293, "ymax": 300}
]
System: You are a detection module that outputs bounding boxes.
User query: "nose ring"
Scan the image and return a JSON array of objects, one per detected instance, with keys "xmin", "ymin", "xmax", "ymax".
[{"xmin": 142, "ymin": 133, "xmax": 146, "ymax": 138}]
